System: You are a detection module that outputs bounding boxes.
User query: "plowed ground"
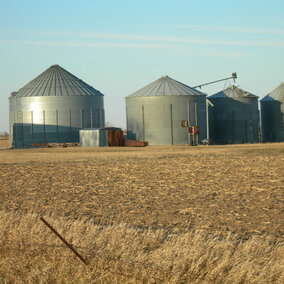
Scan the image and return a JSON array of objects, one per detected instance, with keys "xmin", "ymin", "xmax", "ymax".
[
  {"xmin": 0, "ymin": 137, "xmax": 8, "ymax": 149},
  {"xmin": 1, "ymin": 143, "xmax": 283, "ymax": 238}
]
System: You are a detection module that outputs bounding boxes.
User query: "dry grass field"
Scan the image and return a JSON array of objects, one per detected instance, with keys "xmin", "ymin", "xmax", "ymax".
[
  {"xmin": 0, "ymin": 143, "xmax": 283, "ymax": 283},
  {"xmin": 0, "ymin": 136, "xmax": 9, "ymax": 149}
]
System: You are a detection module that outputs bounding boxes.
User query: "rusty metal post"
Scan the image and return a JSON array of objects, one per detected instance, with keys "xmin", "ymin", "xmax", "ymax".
[{"xmin": 40, "ymin": 217, "xmax": 88, "ymax": 265}]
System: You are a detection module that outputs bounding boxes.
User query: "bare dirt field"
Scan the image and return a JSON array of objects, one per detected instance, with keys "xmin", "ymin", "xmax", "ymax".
[
  {"xmin": 0, "ymin": 136, "xmax": 9, "ymax": 149},
  {"xmin": 0, "ymin": 143, "xmax": 283, "ymax": 283}
]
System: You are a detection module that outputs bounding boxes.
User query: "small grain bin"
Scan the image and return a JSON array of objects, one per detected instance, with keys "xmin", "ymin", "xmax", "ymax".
[
  {"xmin": 125, "ymin": 76, "xmax": 207, "ymax": 145},
  {"xmin": 9, "ymin": 65, "xmax": 105, "ymax": 148},
  {"xmin": 260, "ymin": 82, "xmax": 284, "ymax": 142},
  {"xmin": 209, "ymin": 85, "xmax": 259, "ymax": 144}
]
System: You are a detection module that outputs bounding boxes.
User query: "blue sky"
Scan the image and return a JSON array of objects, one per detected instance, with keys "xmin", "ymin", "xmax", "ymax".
[{"xmin": 0, "ymin": 0, "xmax": 283, "ymax": 131}]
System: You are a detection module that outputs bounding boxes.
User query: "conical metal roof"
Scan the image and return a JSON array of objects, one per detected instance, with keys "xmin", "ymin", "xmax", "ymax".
[
  {"xmin": 10, "ymin": 64, "xmax": 104, "ymax": 98},
  {"xmin": 126, "ymin": 76, "xmax": 206, "ymax": 98},
  {"xmin": 209, "ymin": 85, "xmax": 257, "ymax": 99},
  {"xmin": 260, "ymin": 82, "xmax": 284, "ymax": 102}
]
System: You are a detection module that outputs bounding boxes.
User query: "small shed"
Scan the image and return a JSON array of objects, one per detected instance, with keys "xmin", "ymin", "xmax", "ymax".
[{"xmin": 79, "ymin": 127, "xmax": 124, "ymax": 147}]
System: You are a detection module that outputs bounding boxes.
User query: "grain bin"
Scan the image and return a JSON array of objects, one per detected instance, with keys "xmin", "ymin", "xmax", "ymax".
[
  {"xmin": 260, "ymin": 82, "xmax": 284, "ymax": 142},
  {"xmin": 125, "ymin": 76, "xmax": 207, "ymax": 145},
  {"xmin": 9, "ymin": 65, "xmax": 105, "ymax": 148},
  {"xmin": 209, "ymin": 85, "xmax": 259, "ymax": 144}
]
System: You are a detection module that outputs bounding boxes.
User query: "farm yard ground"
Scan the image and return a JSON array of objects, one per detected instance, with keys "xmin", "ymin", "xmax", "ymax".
[
  {"xmin": 0, "ymin": 143, "xmax": 284, "ymax": 283},
  {"xmin": 0, "ymin": 136, "xmax": 9, "ymax": 149},
  {"xmin": 1, "ymin": 143, "xmax": 283, "ymax": 237}
]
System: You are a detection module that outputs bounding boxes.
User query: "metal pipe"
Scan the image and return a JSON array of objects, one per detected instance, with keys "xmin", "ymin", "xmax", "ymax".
[
  {"xmin": 31, "ymin": 111, "xmax": 34, "ymax": 145},
  {"xmin": 56, "ymin": 109, "xmax": 59, "ymax": 142},
  {"xmin": 187, "ymin": 101, "xmax": 191, "ymax": 145},
  {"xmin": 13, "ymin": 111, "xmax": 16, "ymax": 148},
  {"xmin": 205, "ymin": 99, "xmax": 214, "ymax": 142},
  {"xmin": 43, "ymin": 110, "xmax": 46, "ymax": 143},
  {"xmin": 102, "ymin": 109, "xmax": 105, "ymax": 127},
  {"xmin": 40, "ymin": 217, "xmax": 88, "ymax": 265},
  {"xmin": 21, "ymin": 111, "xmax": 24, "ymax": 147},
  {"xmin": 194, "ymin": 102, "xmax": 198, "ymax": 145},
  {"xmin": 170, "ymin": 104, "xmax": 174, "ymax": 145},
  {"xmin": 69, "ymin": 109, "xmax": 72, "ymax": 140},
  {"xmin": 97, "ymin": 109, "xmax": 100, "ymax": 128},
  {"xmin": 193, "ymin": 73, "xmax": 237, "ymax": 89},
  {"xmin": 142, "ymin": 105, "xmax": 145, "ymax": 142},
  {"xmin": 206, "ymin": 100, "xmax": 209, "ymax": 141},
  {"xmin": 232, "ymin": 111, "xmax": 235, "ymax": 142}
]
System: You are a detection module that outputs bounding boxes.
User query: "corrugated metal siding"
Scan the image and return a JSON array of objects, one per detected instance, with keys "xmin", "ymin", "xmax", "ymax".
[
  {"xmin": 79, "ymin": 129, "xmax": 108, "ymax": 147},
  {"xmin": 260, "ymin": 83, "xmax": 284, "ymax": 142},
  {"xmin": 9, "ymin": 95, "xmax": 105, "ymax": 148},
  {"xmin": 126, "ymin": 95, "xmax": 207, "ymax": 145},
  {"xmin": 209, "ymin": 96, "xmax": 259, "ymax": 144}
]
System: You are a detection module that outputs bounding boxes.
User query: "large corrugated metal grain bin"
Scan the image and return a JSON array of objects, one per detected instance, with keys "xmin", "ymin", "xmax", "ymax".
[
  {"xmin": 260, "ymin": 82, "xmax": 284, "ymax": 142},
  {"xmin": 9, "ymin": 65, "xmax": 105, "ymax": 148},
  {"xmin": 125, "ymin": 76, "xmax": 207, "ymax": 145},
  {"xmin": 208, "ymin": 85, "xmax": 259, "ymax": 144}
]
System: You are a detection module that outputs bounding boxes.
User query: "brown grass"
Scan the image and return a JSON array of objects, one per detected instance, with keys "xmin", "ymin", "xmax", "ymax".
[
  {"xmin": 0, "ymin": 136, "xmax": 9, "ymax": 149},
  {"xmin": 0, "ymin": 143, "xmax": 284, "ymax": 283}
]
